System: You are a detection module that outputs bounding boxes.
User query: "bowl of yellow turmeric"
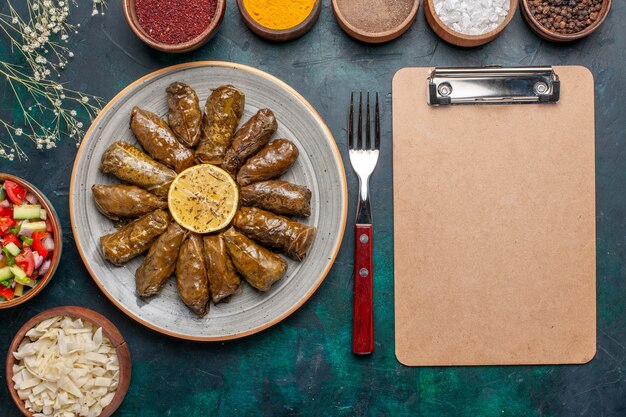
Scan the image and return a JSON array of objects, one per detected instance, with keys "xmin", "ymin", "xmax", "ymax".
[{"xmin": 237, "ymin": 0, "xmax": 322, "ymax": 42}]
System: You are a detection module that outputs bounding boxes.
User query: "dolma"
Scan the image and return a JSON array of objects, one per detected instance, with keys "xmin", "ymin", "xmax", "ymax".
[
  {"xmin": 237, "ymin": 139, "xmax": 299, "ymax": 186},
  {"xmin": 100, "ymin": 209, "xmax": 170, "ymax": 266},
  {"xmin": 136, "ymin": 222, "xmax": 188, "ymax": 297},
  {"xmin": 223, "ymin": 227, "xmax": 287, "ymax": 292},
  {"xmin": 92, "ymin": 184, "xmax": 167, "ymax": 221},
  {"xmin": 166, "ymin": 82, "xmax": 202, "ymax": 147},
  {"xmin": 232, "ymin": 206, "xmax": 316, "ymax": 261},
  {"xmin": 130, "ymin": 107, "xmax": 195, "ymax": 173},
  {"xmin": 100, "ymin": 141, "xmax": 176, "ymax": 198},
  {"xmin": 196, "ymin": 85, "xmax": 245, "ymax": 165},
  {"xmin": 203, "ymin": 234, "xmax": 241, "ymax": 303},
  {"xmin": 176, "ymin": 234, "xmax": 210, "ymax": 316},
  {"xmin": 240, "ymin": 180, "xmax": 311, "ymax": 218},
  {"xmin": 222, "ymin": 108, "xmax": 277, "ymax": 176}
]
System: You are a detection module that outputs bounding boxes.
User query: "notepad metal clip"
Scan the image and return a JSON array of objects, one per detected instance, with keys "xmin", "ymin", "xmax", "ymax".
[{"xmin": 427, "ymin": 66, "xmax": 560, "ymax": 106}]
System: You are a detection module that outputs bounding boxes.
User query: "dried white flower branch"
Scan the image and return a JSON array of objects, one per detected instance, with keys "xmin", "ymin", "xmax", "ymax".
[{"xmin": 0, "ymin": 0, "xmax": 108, "ymax": 161}]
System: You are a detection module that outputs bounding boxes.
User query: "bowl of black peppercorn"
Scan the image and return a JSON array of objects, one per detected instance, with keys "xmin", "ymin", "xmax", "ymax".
[{"xmin": 520, "ymin": 0, "xmax": 611, "ymax": 42}]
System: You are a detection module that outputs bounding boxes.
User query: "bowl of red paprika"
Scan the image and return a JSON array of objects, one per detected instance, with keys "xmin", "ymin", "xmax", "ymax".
[
  {"xmin": 0, "ymin": 174, "xmax": 62, "ymax": 309},
  {"xmin": 123, "ymin": 0, "xmax": 226, "ymax": 53}
]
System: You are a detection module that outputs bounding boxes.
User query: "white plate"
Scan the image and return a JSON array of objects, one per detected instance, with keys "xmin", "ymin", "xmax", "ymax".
[{"xmin": 70, "ymin": 62, "xmax": 347, "ymax": 340}]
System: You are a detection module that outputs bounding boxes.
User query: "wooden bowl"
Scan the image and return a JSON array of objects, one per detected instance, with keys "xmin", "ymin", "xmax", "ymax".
[
  {"xmin": 6, "ymin": 306, "xmax": 131, "ymax": 417},
  {"xmin": 520, "ymin": 0, "xmax": 611, "ymax": 42},
  {"xmin": 0, "ymin": 174, "xmax": 62, "ymax": 309},
  {"xmin": 332, "ymin": 0, "xmax": 420, "ymax": 43},
  {"xmin": 424, "ymin": 0, "xmax": 518, "ymax": 47},
  {"xmin": 237, "ymin": 0, "xmax": 321, "ymax": 42},
  {"xmin": 122, "ymin": 0, "xmax": 226, "ymax": 53}
]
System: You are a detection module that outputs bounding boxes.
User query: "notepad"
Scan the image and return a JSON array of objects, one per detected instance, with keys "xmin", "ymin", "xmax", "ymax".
[{"xmin": 393, "ymin": 66, "xmax": 596, "ymax": 366}]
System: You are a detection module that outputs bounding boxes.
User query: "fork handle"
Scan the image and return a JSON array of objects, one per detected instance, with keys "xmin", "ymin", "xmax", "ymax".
[{"xmin": 353, "ymin": 224, "xmax": 374, "ymax": 355}]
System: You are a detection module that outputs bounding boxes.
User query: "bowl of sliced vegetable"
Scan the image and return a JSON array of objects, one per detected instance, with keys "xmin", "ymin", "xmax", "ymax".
[{"xmin": 0, "ymin": 174, "xmax": 62, "ymax": 308}]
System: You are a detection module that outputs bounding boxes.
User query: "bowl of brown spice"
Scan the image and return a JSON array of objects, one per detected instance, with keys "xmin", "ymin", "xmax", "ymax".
[
  {"xmin": 520, "ymin": 0, "xmax": 611, "ymax": 42},
  {"xmin": 123, "ymin": 0, "xmax": 226, "ymax": 53}
]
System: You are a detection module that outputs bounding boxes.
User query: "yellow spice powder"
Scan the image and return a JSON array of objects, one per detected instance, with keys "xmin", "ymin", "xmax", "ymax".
[{"xmin": 243, "ymin": 0, "xmax": 315, "ymax": 30}]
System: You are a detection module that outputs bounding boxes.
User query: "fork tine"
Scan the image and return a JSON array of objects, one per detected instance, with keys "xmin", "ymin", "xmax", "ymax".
[
  {"xmin": 375, "ymin": 92, "xmax": 380, "ymax": 150},
  {"xmin": 366, "ymin": 92, "xmax": 371, "ymax": 149},
  {"xmin": 348, "ymin": 92, "xmax": 354, "ymax": 149},
  {"xmin": 357, "ymin": 92, "xmax": 363, "ymax": 150}
]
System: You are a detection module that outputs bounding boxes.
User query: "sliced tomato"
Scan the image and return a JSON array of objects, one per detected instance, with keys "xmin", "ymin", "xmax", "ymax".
[
  {"xmin": 15, "ymin": 247, "xmax": 35, "ymax": 277},
  {"xmin": 0, "ymin": 217, "xmax": 16, "ymax": 234},
  {"xmin": 2, "ymin": 233, "xmax": 21, "ymax": 248},
  {"xmin": 0, "ymin": 287, "xmax": 14, "ymax": 301},
  {"xmin": 32, "ymin": 232, "xmax": 49, "ymax": 258},
  {"xmin": 4, "ymin": 181, "xmax": 27, "ymax": 205},
  {"xmin": 0, "ymin": 207, "xmax": 12, "ymax": 217}
]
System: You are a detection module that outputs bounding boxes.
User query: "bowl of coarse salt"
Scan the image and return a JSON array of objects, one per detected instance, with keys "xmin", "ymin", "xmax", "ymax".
[
  {"xmin": 424, "ymin": 0, "xmax": 518, "ymax": 47},
  {"xmin": 6, "ymin": 306, "xmax": 131, "ymax": 417}
]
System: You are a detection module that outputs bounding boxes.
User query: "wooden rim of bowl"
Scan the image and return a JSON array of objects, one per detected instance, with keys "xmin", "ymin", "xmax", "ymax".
[
  {"xmin": 424, "ymin": 0, "xmax": 518, "ymax": 47},
  {"xmin": 520, "ymin": 0, "xmax": 611, "ymax": 42},
  {"xmin": 69, "ymin": 61, "xmax": 348, "ymax": 342},
  {"xmin": 331, "ymin": 0, "xmax": 420, "ymax": 43},
  {"xmin": 0, "ymin": 173, "xmax": 62, "ymax": 310},
  {"xmin": 236, "ymin": 0, "xmax": 322, "ymax": 42},
  {"xmin": 122, "ymin": 0, "xmax": 226, "ymax": 53},
  {"xmin": 6, "ymin": 306, "xmax": 131, "ymax": 417}
]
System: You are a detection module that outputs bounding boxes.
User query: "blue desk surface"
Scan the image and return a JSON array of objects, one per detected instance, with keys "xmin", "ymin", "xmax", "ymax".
[{"xmin": 1, "ymin": 1, "xmax": 625, "ymax": 416}]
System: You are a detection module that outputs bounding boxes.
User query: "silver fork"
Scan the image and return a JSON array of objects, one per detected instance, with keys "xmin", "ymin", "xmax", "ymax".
[{"xmin": 348, "ymin": 92, "xmax": 380, "ymax": 355}]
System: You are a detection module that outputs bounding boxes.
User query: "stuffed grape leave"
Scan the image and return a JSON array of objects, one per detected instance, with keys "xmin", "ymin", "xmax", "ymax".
[
  {"xmin": 100, "ymin": 141, "xmax": 176, "ymax": 198},
  {"xmin": 92, "ymin": 184, "xmax": 168, "ymax": 221},
  {"xmin": 223, "ymin": 228, "xmax": 287, "ymax": 292},
  {"xmin": 177, "ymin": 234, "xmax": 210, "ymax": 316},
  {"xmin": 136, "ymin": 222, "xmax": 188, "ymax": 297},
  {"xmin": 232, "ymin": 206, "xmax": 316, "ymax": 261},
  {"xmin": 203, "ymin": 234, "xmax": 241, "ymax": 303},
  {"xmin": 196, "ymin": 85, "xmax": 245, "ymax": 165},
  {"xmin": 237, "ymin": 139, "xmax": 299, "ymax": 186},
  {"xmin": 100, "ymin": 209, "xmax": 170, "ymax": 266},
  {"xmin": 130, "ymin": 107, "xmax": 195, "ymax": 173},
  {"xmin": 240, "ymin": 180, "xmax": 311, "ymax": 218},
  {"xmin": 166, "ymin": 82, "xmax": 202, "ymax": 147},
  {"xmin": 222, "ymin": 108, "xmax": 277, "ymax": 176}
]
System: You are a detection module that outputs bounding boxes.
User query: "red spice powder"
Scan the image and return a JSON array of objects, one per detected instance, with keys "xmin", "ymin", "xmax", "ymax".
[{"xmin": 135, "ymin": 0, "xmax": 218, "ymax": 45}]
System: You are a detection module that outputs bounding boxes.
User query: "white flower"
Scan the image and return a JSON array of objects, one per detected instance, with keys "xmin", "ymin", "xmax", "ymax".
[
  {"xmin": 81, "ymin": 96, "xmax": 89, "ymax": 103},
  {"xmin": 32, "ymin": 3, "xmax": 39, "ymax": 10},
  {"xmin": 76, "ymin": 122, "xmax": 83, "ymax": 128},
  {"xmin": 15, "ymin": 128, "xmax": 23, "ymax": 136},
  {"xmin": 68, "ymin": 52, "xmax": 74, "ymax": 58},
  {"xmin": 54, "ymin": 99, "xmax": 62, "ymax": 106},
  {"xmin": 11, "ymin": 17, "xmax": 18, "ymax": 24},
  {"xmin": 70, "ymin": 110, "xmax": 77, "ymax": 116}
]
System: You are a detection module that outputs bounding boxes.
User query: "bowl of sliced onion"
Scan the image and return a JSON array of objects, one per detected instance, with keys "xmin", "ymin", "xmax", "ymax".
[
  {"xmin": 0, "ymin": 173, "xmax": 62, "ymax": 308},
  {"xmin": 6, "ymin": 306, "xmax": 131, "ymax": 417}
]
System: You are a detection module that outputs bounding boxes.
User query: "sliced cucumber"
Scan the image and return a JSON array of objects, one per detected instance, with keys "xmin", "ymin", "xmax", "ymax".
[
  {"xmin": 14, "ymin": 204, "xmax": 42, "ymax": 220},
  {"xmin": 14, "ymin": 283, "xmax": 23, "ymax": 297},
  {"xmin": 20, "ymin": 221, "xmax": 47, "ymax": 235},
  {"xmin": 0, "ymin": 186, "xmax": 5, "ymax": 201},
  {"xmin": 0, "ymin": 266, "xmax": 13, "ymax": 280},
  {"xmin": 39, "ymin": 209, "xmax": 47, "ymax": 220},
  {"xmin": 5, "ymin": 242, "xmax": 20, "ymax": 257},
  {"xmin": 14, "ymin": 274, "xmax": 33, "ymax": 287},
  {"xmin": 10, "ymin": 265, "xmax": 26, "ymax": 280}
]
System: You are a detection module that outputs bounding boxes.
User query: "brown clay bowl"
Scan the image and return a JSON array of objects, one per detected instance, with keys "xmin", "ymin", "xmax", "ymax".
[
  {"xmin": 424, "ymin": 0, "xmax": 518, "ymax": 47},
  {"xmin": 0, "ymin": 174, "xmax": 62, "ymax": 309},
  {"xmin": 520, "ymin": 0, "xmax": 611, "ymax": 42},
  {"xmin": 237, "ymin": 0, "xmax": 321, "ymax": 42},
  {"xmin": 6, "ymin": 306, "xmax": 131, "ymax": 417},
  {"xmin": 332, "ymin": 0, "xmax": 420, "ymax": 43},
  {"xmin": 122, "ymin": 0, "xmax": 226, "ymax": 53}
]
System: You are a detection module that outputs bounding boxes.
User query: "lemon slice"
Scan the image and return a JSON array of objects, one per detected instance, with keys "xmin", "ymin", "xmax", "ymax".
[{"xmin": 168, "ymin": 164, "xmax": 239, "ymax": 234}]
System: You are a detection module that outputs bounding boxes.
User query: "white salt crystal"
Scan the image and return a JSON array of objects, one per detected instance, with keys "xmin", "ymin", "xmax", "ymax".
[{"xmin": 434, "ymin": 0, "xmax": 510, "ymax": 35}]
